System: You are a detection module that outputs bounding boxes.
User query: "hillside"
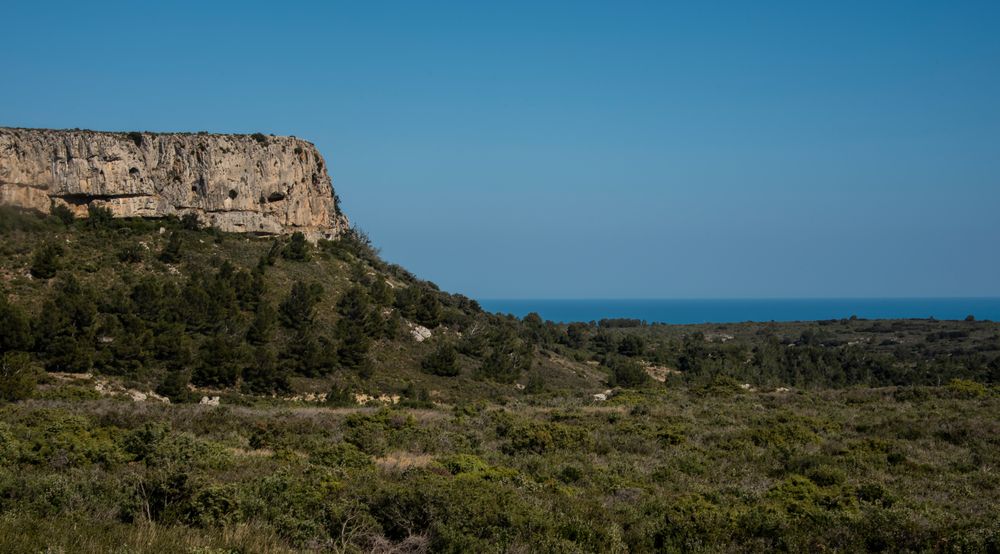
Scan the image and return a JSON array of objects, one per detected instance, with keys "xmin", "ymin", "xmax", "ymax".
[
  {"xmin": 1, "ymin": 206, "xmax": 998, "ymax": 552},
  {"xmin": 0, "ymin": 206, "xmax": 610, "ymax": 405}
]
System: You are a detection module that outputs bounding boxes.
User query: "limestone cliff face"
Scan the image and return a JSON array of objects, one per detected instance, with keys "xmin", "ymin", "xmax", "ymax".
[{"xmin": 0, "ymin": 127, "xmax": 349, "ymax": 239}]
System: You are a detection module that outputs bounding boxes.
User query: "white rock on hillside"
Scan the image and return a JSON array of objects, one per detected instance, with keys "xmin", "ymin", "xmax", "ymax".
[{"xmin": 409, "ymin": 324, "xmax": 433, "ymax": 342}]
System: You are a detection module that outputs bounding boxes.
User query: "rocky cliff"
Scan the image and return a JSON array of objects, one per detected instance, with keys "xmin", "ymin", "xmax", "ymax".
[{"xmin": 0, "ymin": 127, "xmax": 349, "ymax": 239}]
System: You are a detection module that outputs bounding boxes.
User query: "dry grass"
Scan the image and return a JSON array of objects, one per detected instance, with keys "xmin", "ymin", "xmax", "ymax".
[{"xmin": 375, "ymin": 451, "xmax": 436, "ymax": 472}]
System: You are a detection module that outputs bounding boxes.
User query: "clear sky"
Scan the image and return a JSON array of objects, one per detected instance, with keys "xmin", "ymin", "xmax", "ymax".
[{"xmin": 3, "ymin": 1, "xmax": 999, "ymax": 299}]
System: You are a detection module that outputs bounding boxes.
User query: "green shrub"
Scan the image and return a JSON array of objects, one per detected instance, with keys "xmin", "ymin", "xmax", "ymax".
[
  {"xmin": 311, "ymin": 442, "xmax": 372, "ymax": 469},
  {"xmin": 437, "ymin": 454, "xmax": 489, "ymax": 475},
  {"xmin": 343, "ymin": 409, "xmax": 416, "ymax": 456},
  {"xmin": 657, "ymin": 424, "xmax": 687, "ymax": 445},
  {"xmin": 946, "ymin": 378, "xmax": 987, "ymax": 398},
  {"xmin": 698, "ymin": 375, "xmax": 745, "ymax": 396},
  {"xmin": 122, "ymin": 422, "xmax": 171, "ymax": 462},
  {"xmin": 501, "ymin": 420, "xmax": 592, "ymax": 454},
  {"xmin": 185, "ymin": 485, "xmax": 240, "ymax": 527},
  {"xmin": 30, "ymin": 242, "xmax": 63, "ymax": 279},
  {"xmin": 139, "ymin": 432, "xmax": 233, "ymax": 470},
  {"xmin": 606, "ymin": 356, "xmax": 650, "ymax": 388},
  {"xmin": 16, "ymin": 411, "xmax": 124, "ymax": 467}
]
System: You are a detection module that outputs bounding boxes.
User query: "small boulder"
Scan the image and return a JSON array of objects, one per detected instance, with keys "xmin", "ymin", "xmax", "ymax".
[{"xmin": 409, "ymin": 324, "xmax": 432, "ymax": 342}]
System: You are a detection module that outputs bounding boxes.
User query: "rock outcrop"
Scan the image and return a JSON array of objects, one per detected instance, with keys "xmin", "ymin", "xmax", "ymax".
[{"xmin": 0, "ymin": 127, "xmax": 349, "ymax": 239}]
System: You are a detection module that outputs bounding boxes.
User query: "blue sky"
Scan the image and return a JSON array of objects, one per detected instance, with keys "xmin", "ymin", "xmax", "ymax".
[{"xmin": 3, "ymin": 1, "xmax": 999, "ymax": 298}]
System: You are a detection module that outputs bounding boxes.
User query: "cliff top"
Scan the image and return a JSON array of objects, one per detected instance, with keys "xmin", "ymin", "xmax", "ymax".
[{"xmin": 0, "ymin": 126, "xmax": 348, "ymax": 240}]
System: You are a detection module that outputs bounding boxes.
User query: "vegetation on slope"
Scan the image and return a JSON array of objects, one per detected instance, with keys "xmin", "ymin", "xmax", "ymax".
[{"xmin": 1, "ymin": 206, "xmax": 998, "ymax": 552}]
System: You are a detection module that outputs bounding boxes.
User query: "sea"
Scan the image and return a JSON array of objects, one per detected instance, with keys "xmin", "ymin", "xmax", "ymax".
[{"xmin": 476, "ymin": 298, "xmax": 1000, "ymax": 325}]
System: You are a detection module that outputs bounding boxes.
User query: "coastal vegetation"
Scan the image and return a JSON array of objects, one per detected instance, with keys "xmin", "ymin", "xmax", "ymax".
[{"xmin": 1, "ymin": 205, "xmax": 998, "ymax": 552}]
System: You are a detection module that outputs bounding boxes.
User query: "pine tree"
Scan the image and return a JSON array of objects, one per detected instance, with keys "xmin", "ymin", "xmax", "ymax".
[
  {"xmin": 242, "ymin": 346, "xmax": 289, "ymax": 394},
  {"xmin": 33, "ymin": 276, "xmax": 97, "ymax": 372},
  {"xmin": 156, "ymin": 369, "xmax": 191, "ymax": 402},
  {"xmin": 415, "ymin": 292, "xmax": 443, "ymax": 328},
  {"xmin": 421, "ymin": 343, "xmax": 460, "ymax": 377},
  {"xmin": 192, "ymin": 333, "xmax": 244, "ymax": 386},
  {"xmin": 283, "ymin": 329, "xmax": 337, "ymax": 377},
  {"xmin": 246, "ymin": 302, "xmax": 277, "ymax": 345},
  {"xmin": 30, "ymin": 242, "xmax": 63, "ymax": 279},
  {"xmin": 279, "ymin": 281, "xmax": 324, "ymax": 330},
  {"xmin": 0, "ymin": 295, "xmax": 32, "ymax": 352},
  {"xmin": 282, "ymin": 232, "xmax": 310, "ymax": 261}
]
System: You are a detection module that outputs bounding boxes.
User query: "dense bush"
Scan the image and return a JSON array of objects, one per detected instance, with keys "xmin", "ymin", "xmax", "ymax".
[
  {"xmin": 126, "ymin": 131, "xmax": 143, "ymax": 147},
  {"xmin": 606, "ymin": 356, "xmax": 650, "ymax": 387},
  {"xmin": 180, "ymin": 212, "xmax": 200, "ymax": 230},
  {"xmin": 421, "ymin": 343, "xmax": 460, "ymax": 376}
]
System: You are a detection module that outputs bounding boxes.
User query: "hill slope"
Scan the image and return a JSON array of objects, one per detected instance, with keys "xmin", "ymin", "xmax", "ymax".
[{"xmin": 0, "ymin": 206, "xmax": 606, "ymax": 406}]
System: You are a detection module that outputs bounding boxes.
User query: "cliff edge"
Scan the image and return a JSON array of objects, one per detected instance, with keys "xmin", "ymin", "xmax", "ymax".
[{"xmin": 0, "ymin": 127, "xmax": 349, "ymax": 239}]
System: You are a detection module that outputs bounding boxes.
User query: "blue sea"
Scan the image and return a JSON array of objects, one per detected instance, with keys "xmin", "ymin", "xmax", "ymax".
[{"xmin": 477, "ymin": 298, "xmax": 1000, "ymax": 325}]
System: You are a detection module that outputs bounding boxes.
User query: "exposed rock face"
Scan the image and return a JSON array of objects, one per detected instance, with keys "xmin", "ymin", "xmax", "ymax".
[{"xmin": 0, "ymin": 127, "xmax": 349, "ymax": 239}]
